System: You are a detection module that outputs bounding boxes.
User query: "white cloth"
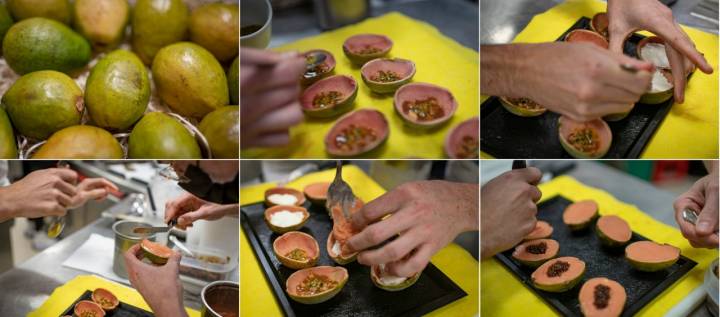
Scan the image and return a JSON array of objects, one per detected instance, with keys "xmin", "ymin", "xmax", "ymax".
[{"xmin": 62, "ymin": 233, "xmax": 129, "ymax": 285}]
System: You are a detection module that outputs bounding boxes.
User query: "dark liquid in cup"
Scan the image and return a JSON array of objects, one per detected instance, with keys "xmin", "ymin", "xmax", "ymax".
[{"xmin": 241, "ymin": 24, "xmax": 263, "ymax": 36}]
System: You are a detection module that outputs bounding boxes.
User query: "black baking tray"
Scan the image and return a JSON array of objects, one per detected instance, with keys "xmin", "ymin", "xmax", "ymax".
[
  {"xmin": 495, "ymin": 195, "xmax": 697, "ymax": 317},
  {"xmin": 58, "ymin": 290, "xmax": 153, "ymax": 317},
  {"xmin": 481, "ymin": 17, "xmax": 676, "ymax": 159},
  {"xmin": 241, "ymin": 200, "xmax": 467, "ymax": 317}
]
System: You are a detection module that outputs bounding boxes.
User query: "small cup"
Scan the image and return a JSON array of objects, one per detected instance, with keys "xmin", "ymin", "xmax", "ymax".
[
  {"xmin": 241, "ymin": 0, "xmax": 273, "ymax": 49},
  {"xmin": 201, "ymin": 280, "xmax": 239, "ymax": 317}
]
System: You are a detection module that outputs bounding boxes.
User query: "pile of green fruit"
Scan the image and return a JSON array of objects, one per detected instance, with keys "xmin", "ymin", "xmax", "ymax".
[{"xmin": 0, "ymin": 0, "xmax": 239, "ymax": 159}]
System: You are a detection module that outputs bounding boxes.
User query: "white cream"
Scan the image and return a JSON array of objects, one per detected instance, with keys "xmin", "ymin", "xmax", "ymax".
[
  {"xmin": 269, "ymin": 210, "xmax": 304, "ymax": 227},
  {"xmin": 640, "ymin": 43, "xmax": 670, "ymax": 69},
  {"xmin": 377, "ymin": 264, "xmax": 408, "ymax": 286},
  {"xmin": 267, "ymin": 194, "xmax": 298, "ymax": 206},
  {"xmin": 650, "ymin": 69, "xmax": 673, "ymax": 93},
  {"xmin": 332, "ymin": 240, "xmax": 341, "ymax": 256}
]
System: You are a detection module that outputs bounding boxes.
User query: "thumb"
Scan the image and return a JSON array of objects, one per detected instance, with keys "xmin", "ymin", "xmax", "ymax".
[
  {"xmin": 614, "ymin": 53, "xmax": 655, "ymax": 73},
  {"xmin": 696, "ymin": 188, "xmax": 718, "ymax": 236}
]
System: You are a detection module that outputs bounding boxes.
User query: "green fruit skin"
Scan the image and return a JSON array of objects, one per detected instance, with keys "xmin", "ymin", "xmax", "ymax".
[
  {"xmin": 0, "ymin": 107, "xmax": 17, "ymax": 158},
  {"xmin": 141, "ymin": 245, "xmax": 169, "ymax": 265},
  {"xmin": 2, "ymin": 70, "xmax": 83, "ymax": 140},
  {"xmin": 228, "ymin": 56, "xmax": 239, "ymax": 105},
  {"xmin": 603, "ymin": 110, "xmax": 631, "ymax": 122},
  {"xmin": 533, "ymin": 269, "xmax": 585, "ymax": 292},
  {"xmin": 132, "ymin": 0, "xmax": 188, "ymax": 65},
  {"xmin": 73, "ymin": 0, "xmax": 129, "ymax": 51},
  {"xmin": 289, "ymin": 278, "xmax": 347, "ymax": 304},
  {"xmin": 189, "ymin": 3, "xmax": 238, "ymax": 63},
  {"xmin": 565, "ymin": 213, "xmax": 598, "ymax": 231},
  {"xmin": 512, "ymin": 254, "xmax": 557, "ymax": 268},
  {"xmin": 152, "ymin": 42, "xmax": 228, "ymax": 118},
  {"xmin": 626, "ymin": 257, "xmax": 677, "ymax": 272},
  {"xmin": 6, "ymin": 0, "xmax": 71, "ymax": 24},
  {"xmin": 86, "ymin": 50, "xmax": 150, "ymax": 131},
  {"xmin": 371, "ymin": 271, "xmax": 420, "ymax": 291},
  {"xmin": 33, "ymin": 125, "xmax": 123, "ymax": 159},
  {"xmin": 128, "ymin": 112, "xmax": 201, "ymax": 159},
  {"xmin": 499, "ymin": 97, "xmax": 546, "ymax": 117},
  {"xmin": 198, "ymin": 106, "xmax": 238, "ymax": 159},
  {"xmin": 3, "ymin": 18, "xmax": 91, "ymax": 75},
  {"xmin": 343, "ymin": 46, "xmax": 388, "ymax": 66},
  {"xmin": 0, "ymin": 5, "xmax": 14, "ymax": 51},
  {"xmin": 639, "ymin": 89, "xmax": 673, "ymax": 105}
]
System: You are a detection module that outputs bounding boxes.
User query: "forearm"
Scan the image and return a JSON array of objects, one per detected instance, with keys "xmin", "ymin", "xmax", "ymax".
[
  {"xmin": 460, "ymin": 183, "xmax": 479, "ymax": 232},
  {"xmin": 220, "ymin": 203, "xmax": 239, "ymax": 217},
  {"xmin": 480, "ymin": 43, "xmax": 532, "ymax": 97}
]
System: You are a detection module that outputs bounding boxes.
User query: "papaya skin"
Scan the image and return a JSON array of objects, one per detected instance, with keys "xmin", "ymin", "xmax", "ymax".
[
  {"xmin": 0, "ymin": 107, "xmax": 17, "ymax": 158},
  {"xmin": 625, "ymin": 241, "xmax": 680, "ymax": 272},
  {"xmin": 152, "ymin": 42, "xmax": 229, "ymax": 119},
  {"xmin": 3, "ymin": 17, "xmax": 91, "ymax": 75},
  {"xmin": 6, "ymin": 0, "xmax": 71, "ymax": 24},
  {"xmin": 2, "ymin": 70, "xmax": 83, "ymax": 140},
  {"xmin": 73, "ymin": 0, "xmax": 130, "ymax": 51},
  {"xmin": 272, "ymin": 231, "xmax": 319, "ymax": 270},
  {"xmin": 128, "ymin": 112, "xmax": 201, "ymax": 159},
  {"xmin": 131, "ymin": 0, "xmax": 189, "ymax": 65},
  {"xmin": 228, "ymin": 56, "xmax": 239, "ymax": 104},
  {"xmin": 33, "ymin": 125, "xmax": 123, "ymax": 159},
  {"xmin": 198, "ymin": 106, "xmax": 238, "ymax": 159},
  {"xmin": 370, "ymin": 264, "xmax": 421, "ymax": 291},
  {"xmin": 189, "ymin": 3, "xmax": 238, "ymax": 63},
  {"xmin": 85, "ymin": 50, "xmax": 150, "ymax": 131},
  {"xmin": 0, "ymin": 5, "xmax": 14, "ymax": 51},
  {"xmin": 286, "ymin": 266, "xmax": 348, "ymax": 304}
]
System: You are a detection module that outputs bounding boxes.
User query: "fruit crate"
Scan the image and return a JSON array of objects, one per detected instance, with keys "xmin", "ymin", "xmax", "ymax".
[
  {"xmin": 495, "ymin": 195, "xmax": 696, "ymax": 317},
  {"xmin": 480, "ymin": 17, "xmax": 677, "ymax": 159}
]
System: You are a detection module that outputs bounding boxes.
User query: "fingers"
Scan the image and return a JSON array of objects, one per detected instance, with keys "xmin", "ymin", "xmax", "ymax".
[
  {"xmin": 666, "ymin": 46, "xmax": 688, "ymax": 103},
  {"xmin": 654, "ymin": 21, "xmax": 713, "ymax": 74},
  {"xmin": 82, "ymin": 178, "xmax": 119, "ymax": 191},
  {"xmin": 54, "ymin": 190, "xmax": 74, "ymax": 208},
  {"xmin": 240, "ymin": 48, "xmax": 293, "ymax": 66},
  {"xmin": 49, "ymin": 168, "xmax": 79, "ymax": 185},
  {"xmin": 601, "ymin": 55, "xmax": 654, "ymax": 96},
  {"xmin": 241, "ymin": 84, "xmax": 301, "ymax": 125},
  {"xmin": 247, "ymin": 101, "xmax": 303, "ymax": 136},
  {"xmin": 608, "ymin": 29, "xmax": 632, "ymax": 55},
  {"xmin": 345, "ymin": 211, "xmax": 413, "ymax": 254},
  {"xmin": 242, "ymin": 132, "xmax": 292, "ymax": 148},
  {"xmin": 512, "ymin": 167, "xmax": 542, "ymax": 185},
  {"xmin": 241, "ymin": 57, "xmax": 305, "ymax": 94},
  {"xmin": 385, "ymin": 243, "xmax": 434, "ymax": 278},
  {"xmin": 350, "ymin": 188, "xmax": 406, "ymax": 230},
  {"xmin": 82, "ymin": 188, "xmax": 109, "ymax": 202},
  {"xmin": 357, "ymin": 231, "xmax": 421, "ymax": 266},
  {"xmin": 696, "ymin": 185, "xmax": 719, "ymax": 236},
  {"xmin": 177, "ymin": 209, "xmax": 209, "ymax": 227},
  {"xmin": 124, "ymin": 244, "xmax": 143, "ymax": 263},
  {"xmin": 53, "ymin": 176, "xmax": 78, "ymax": 197}
]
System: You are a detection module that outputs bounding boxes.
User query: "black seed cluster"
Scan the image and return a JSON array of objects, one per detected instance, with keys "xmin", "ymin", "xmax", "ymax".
[
  {"xmin": 546, "ymin": 260, "xmax": 570, "ymax": 277},
  {"xmin": 593, "ymin": 284, "xmax": 611, "ymax": 309},
  {"xmin": 526, "ymin": 241, "xmax": 547, "ymax": 254}
]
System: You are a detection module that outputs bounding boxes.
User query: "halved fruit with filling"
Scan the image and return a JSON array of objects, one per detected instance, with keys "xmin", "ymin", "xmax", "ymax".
[
  {"xmin": 303, "ymin": 182, "xmax": 330, "ymax": 206},
  {"xmin": 531, "ymin": 256, "xmax": 586, "ymax": 292},
  {"xmin": 91, "ymin": 288, "xmax": 119, "ymax": 311},
  {"xmin": 301, "ymin": 49, "xmax": 336, "ymax": 86},
  {"xmin": 343, "ymin": 34, "xmax": 393, "ymax": 65},
  {"xmin": 563, "ymin": 200, "xmax": 599, "ymax": 231},
  {"xmin": 300, "ymin": 75, "xmax": 358, "ymax": 118},
  {"xmin": 325, "ymin": 109, "xmax": 389, "ymax": 157},
  {"xmin": 524, "ymin": 220, "xmax": 554, "ymax": 241},
  {"xmin": 579, "ymin": 277, "xmax": 626, "ymax": 317},
  {"xmin": 558, "ymin": 116, "xmax": 612, "ymax": 159},
  {"xmin": 264, "ymin": 187, "xmax": 306, "ymax": 207},
  {"xmin": 512, "ymin": 238, "xmax": 560, "ymax": 268},
  {"xmin": 264, "ymin": 205, "xmax": 310, "ymax": 234},
  {"xmin": 444, "ymin": 116, "xmax": 479, "ymax": 159},
  {"xmin": 370, "ymin": 263, "xmax": 421, "ymax": 291},
  {"xmin": 286, "ymin": 266, "xmax": 348, "ymax": 304},
  {"xmin": 394, "ymin": 83, "xmax": 457, "ymax": 129},
  {"xmin": 140, "ymin": 239, "xmax": 173, "ymax": 265},
  {"xmin": 565, "ymin": 29, "xmax": 609, "ymax": 49},
  {"xmin": 636, "ymin": 36, "xmax": 680, "ymax": 105},
  {"xmin": 327, "ymin": 200, "xmax": 364, "ymax": 264},
  {"xmin": 625, "ymin": 241, "xmax": 680, "ymax": 272},
  {"xmin": 596, "ymin": 215, "xmax": 632, "ymax": 247},
  {"xmin": 590, "ymin": 12, "xmax": 609, "ymax": 39},
  {"xmin": 499, "ymin": 97, "xmax": 547, "ymax": 117},
  {"xmin": 361, "ymin": 58, "xmax": 415, "ymax": 94},
  {"xmin": 273, "ymin": 231, "xmax": 319, "ymax": 269},
  {"xmin": 74, "ymin": 300, "xmax": 106, "ymax": 317}
]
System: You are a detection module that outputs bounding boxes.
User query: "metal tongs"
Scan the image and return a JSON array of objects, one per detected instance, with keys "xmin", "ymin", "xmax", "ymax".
[
  {"xmin": 326, "ymin": 161, "xmax": 356, "ymax": 220},
  {"xmin": 302, "ymin": 52, "xmax": 327, "ymax": 80}
]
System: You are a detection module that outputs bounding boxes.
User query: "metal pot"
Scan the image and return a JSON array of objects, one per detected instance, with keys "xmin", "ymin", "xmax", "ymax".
[
  {"xmin": 201, "ymin": 280, "xmax": 239, "ymax": 317},
  {"xmin": 241, "ymin": 0, "xmax": 273, "ymax": 48},
  {"xmin": 112, "ymin": 220, "xmax": 157, "ymax": 279}
]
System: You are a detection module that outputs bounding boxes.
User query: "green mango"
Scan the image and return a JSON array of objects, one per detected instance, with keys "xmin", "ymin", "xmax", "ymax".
[
  {"xmin": 132, "ymin": 0, "xmax": 188, "ymax": 65},
  {"xmin": 2, "ymin": 70, "xmax": 83, "ymax": 140},
  {"xmin": 128, "ymin": 112, "xmax": 201, "ymax": 159},
  {"xmin": 3, "ymin": 18, "xmax": 91, "ymax": 75},
  {"xmin": 0, "ymin": 107, "xmax": 17, "ymax": 158},
  {"xmin": 6, "ymin": 0, "xmax": 71, "ymax": 24},
  {"xmin": 189, "ymin": 3, "xmax": 238, "ymax": 63},
  {"xmin": 228, "ymin": 56, "xmax": 238, "ymax": 104},
  {"xmin": 86, "ymin": 50, "xmax": 149, "ymax": 131},
  {"xmin": 198, "ymin": 106, "xmax": 238, "ymax": 159},
  {"xmin": 73, "ymin": 0, "xmax": 130, "ymax": 51},
  {"xmin": 152, "ymin": 42, "xmax": 228, "ymax": 119},
  {"xmin": 33, "ymin": 125, "xmax": 123, "ymax": 159},
  {"xmin": 0, "ymin": 5, "xmax": 14, "ymax": 51}
]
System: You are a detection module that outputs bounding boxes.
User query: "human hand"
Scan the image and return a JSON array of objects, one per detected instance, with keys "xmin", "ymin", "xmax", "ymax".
[
  {"xmin": 164, "ymin": 193, "xmax": 236, "ymax": 229},
  {"xmin": 673, "ymin": 168, "xmax": 718, "ymax": 248},
  {"xmin": 0, "ymin": 168, "xmax": 77, "ymax": 221},
  {"xmin": 68, "ymin": 178, "xmax": 118, "ymax": 209},
  {"xmin": 343, "ymin": 181, "xmax": 478, "ymax": 277},
  {"xmin": 123, "ymin": 244, "xmax": 188, "ymax": 317},
  {"xmin": 240, "ymin": 48, "xmax": 305, "ymax": 148},
  {"xmin": 480, "ymin": 168, "xmax": 542, "ymax": 259},
  {"xmin": 607, "ymin": 0, "xmax": 713, "ymax": 103}
]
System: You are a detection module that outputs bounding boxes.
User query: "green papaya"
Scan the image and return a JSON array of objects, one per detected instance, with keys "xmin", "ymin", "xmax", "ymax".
[
  {"xmin": 85, "ymin": 50, "xmax": 149, "ymax": 131},
  {"xmin": 128, "ymin": 112, "xmax": 201, "ymax": 159},
  {"xmin": 73, "ymin": 0, "xmax": 130, "ymax": 51},
  {"xmin": 198, "ymin": 106, "xmax": 238, "ymax": 159},
  {"xmin": 131, "ymin": 0, "xmax": 188, "ymax": 65},
  {"xmin": 189, "ymin": 3, "xmax": 238, "ymax": 63},
  {"xmin": 3, "ymin": 18, "xmax": 91, "ymax": 75},
  {"xmin": 228, "ymin": 56, "xmax": 239, "ymax": 104},
  {"xmin": 2, "ymin": 70, "xmax": 83, "ymax": 140},
  {"xmin": 152, "ymin": 42, "xmax": 228, "ymax": 118},
  {"xmin": 33, "ymin": 125, "xmax": 123, "ymax": 159},
  {"xmin": 6, "ymin": 0, "xmax": 71, "ymax": 24},
  {"xmin": 0, "ymin": 107, "xmax": 17, "ymax": 158},
  {"xmin": 0, "ymin": 5, "xmax": 14, "ymax": 51}
]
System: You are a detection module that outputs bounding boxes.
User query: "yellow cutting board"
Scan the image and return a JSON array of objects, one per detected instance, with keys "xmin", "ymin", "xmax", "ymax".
[{"xmin": 242, "ymin": 12, "xmax": 479, "ymax": 158}]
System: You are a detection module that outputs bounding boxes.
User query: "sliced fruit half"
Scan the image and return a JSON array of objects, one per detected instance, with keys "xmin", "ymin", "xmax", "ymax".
[
  {"xmin": 342, "ymin": 34, "xmax": 393, "ymax": 65},
  {"xmin": 140, "ymin": 239, "xmax": 173, "ymax": 265},
  {"xmin": 512, "ymin": 238, "xmax": 560, "ymax": 268},
  {"xmin": 590, "ymin": 12, "xmax": 609, "ymax": 39},
  {"xmin": 625, "ymin": 241, "xmax": 680, "ymax": 272},
  {"xmin": 637, "ymin": 36, "xmax": 676, "ymax": 104},
  {"xmin": 91, "ymin": 288, "xmax": 119, "ymax": 311},
  {"xmin": 370, "ymin": 263, "xmax": 421, "ymax": 291},
  {"xmin": 499, "ymin": 97, "xmax": 547, "ymax": 117},
  {"xmin": 361, "ymin": 58, "xmax": 415, "ymax": 94},
  {"xmin": 563, "ymin": 200, "xmax": 599, "ymax": 231},
  {"xmin": 558, "ymin": 116, "xmax": 612, "ymax": 159},
  {"xmin": 394, "ymin": 83, "xmax": 458, "ymax": 129},
  {"xmin": 74, "ymin": 300, "xmax": 105, "ymax": 317},
  {"xmin": 579, "ymin": 277, "xmax": 626, "ymax": 317},
  {"xmin": 301, "ymin": 49, "xmax": 336, "ymax": 86},
  {"xmin": 444, "ymin": 116, "xmax": 479, "ymax": 159},
  {"xmin": 303, "ymin": 182, "xmax": 330, "ymax": 206},
  {"xmin": 325, "ymin": 109, "xmax": 389, "ymax": 157},
  {"xmin": 286, "ymin": 266, "xmax": 348, "ymax": 304},
  {"xmin": 264, "ymin": 205, "xmax": 310, "ymax": 234},
  {"xmin": 596, "ymin": 215, "xmax": 632, "ymax": 247},
  {"xmin": 531, "ymin": 256, "xmax": 586, "ymax": 292},
  {"xmin": 524, "ymin": 220, "xmax": 554, "ymax": 241},
  {"xmin": 300, "ymin": 75, "xmax": 357, "ymax": 118},
  {"xmin": 273, "ymin": 231, "xmax": 319, "ymax": 269},
  {"xmin": 264, "ymin": 187, "xmax": 306, "ymax": 207},
  {"xmin": 565, "ymin": 29, "xmax": 609, "ymax": 49}
]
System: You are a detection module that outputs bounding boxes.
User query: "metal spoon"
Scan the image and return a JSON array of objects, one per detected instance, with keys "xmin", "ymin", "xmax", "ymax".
[
  {"xmin": 683, "ymin": 208, "xmax": 719, "ymax": 234},
  {"xmin": 326, "ymin": 161, "xmax": 356, "ymax": 220},
  {"xmin": 47, "ymin": 161, "xmax": 71, "ymax": 238},
  {"xmin": 302, "ymin": 52, "xmax": 327, "ymax": 80},
  {"xmin": 169, "ymin": 235, "xmax": 195, "ymax": 257}
]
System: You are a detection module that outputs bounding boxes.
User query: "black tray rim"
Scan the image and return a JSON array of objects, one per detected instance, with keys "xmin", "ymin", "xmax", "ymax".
[{"xmin": 494, "ymin": 195, "xmax": 698, "ymax": 317}]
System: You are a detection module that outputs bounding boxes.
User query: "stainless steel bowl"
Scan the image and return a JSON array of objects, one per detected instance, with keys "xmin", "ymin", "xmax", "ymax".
[
  {"xmin": 201, "ymin": 280, "xmax": 239, "ymax": 317},
  {"xmin": 112, "ymin": 220, "xmax": 157, "ymax": 279}
]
